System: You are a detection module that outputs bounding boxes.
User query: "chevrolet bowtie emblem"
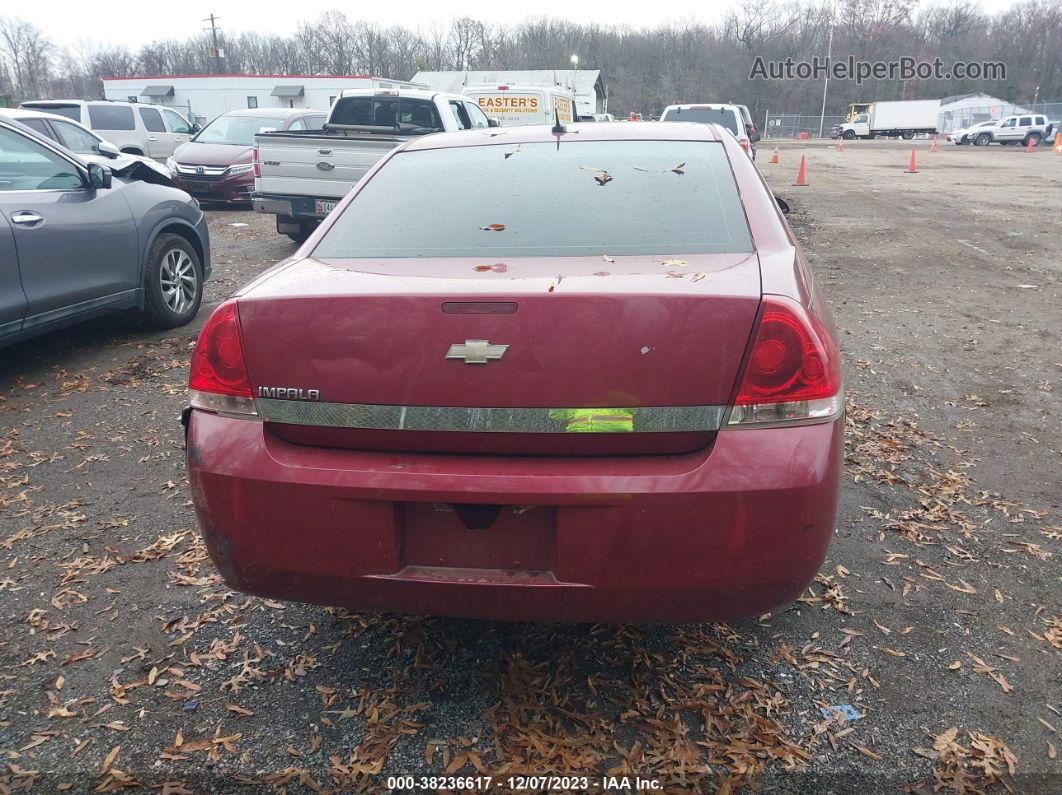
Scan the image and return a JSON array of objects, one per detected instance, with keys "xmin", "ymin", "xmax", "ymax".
[{"xmin": 446, "ymin": 339, "xmax": 509, "ymax": 364}]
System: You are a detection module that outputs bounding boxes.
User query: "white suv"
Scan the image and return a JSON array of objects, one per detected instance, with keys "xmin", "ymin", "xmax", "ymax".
[
  {"xmin": 19, "ymin": 100, "xmax": 197, "ymax": 158},
  {"xmin": 659, "ymin": 103, "xmax": 757, "ymax": 159},
  {"xmin": 972, "ymin": 113, "xmax": 1054, "ymax": 146}
]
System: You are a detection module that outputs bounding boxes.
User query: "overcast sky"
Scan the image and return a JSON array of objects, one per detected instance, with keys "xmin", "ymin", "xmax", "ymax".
[{"xmin": 23, "ymin": 0, "xmax": 1021, "ymax": 51}]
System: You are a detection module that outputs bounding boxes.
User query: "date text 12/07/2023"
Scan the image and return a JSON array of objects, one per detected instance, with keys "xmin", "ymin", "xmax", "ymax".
[{"xmin": 385, "ymin": 775, "xmax": 663, "ymax": 791}]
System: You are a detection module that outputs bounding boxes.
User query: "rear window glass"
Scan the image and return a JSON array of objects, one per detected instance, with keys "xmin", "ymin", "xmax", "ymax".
[
  {"xmin": 88, "ymin": 105, "xmax": 135, "ymax": 131},
  {"xmin": 660, "ymin": 107, "xmax": 740, "ymax": 136},
  {"xmin": 329, "ymin": 96, "xmax": 442, "ymax": 132},
  {"xmin": 314, "ymin": 140, "xmax": 753, "ymax": 258},
  {"xmin": 22, "ymin": 103, "xmax": 81, "ymax": 121}
]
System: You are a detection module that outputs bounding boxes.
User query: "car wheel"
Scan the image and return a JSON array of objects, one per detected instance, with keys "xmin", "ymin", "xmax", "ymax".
[
  {"xmin": 141, "ymin": 233, "xmax": 203, "ymax": 329},
  {"xmin": 974, "ymin": 133, "xmax": 992, "ymax": 146},
  {"xmin": 842, "ymin": 130, "xmax": 855, "ymax": 140},
  {"xmin": 1024, "ymin": 133, "xmax": 1042, "ymax": 146},
  {"xmin": 902, "ymin": 131, "xmax": 914, "ymax": 140}
]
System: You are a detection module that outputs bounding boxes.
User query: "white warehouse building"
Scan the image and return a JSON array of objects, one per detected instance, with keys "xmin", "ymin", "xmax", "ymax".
[{"xmin": 101, "ymin": 74, "xmax": 426, "ymax": 125}]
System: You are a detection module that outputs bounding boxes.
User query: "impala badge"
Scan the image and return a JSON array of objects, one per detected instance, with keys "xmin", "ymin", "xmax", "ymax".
[{"xmin": 446, "ymin": 339, "xmax": 509, "ymax": 364}]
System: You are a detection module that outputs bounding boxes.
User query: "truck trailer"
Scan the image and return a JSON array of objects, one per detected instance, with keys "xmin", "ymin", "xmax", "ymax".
[{"xmin": 840, "ymin": 100, "xmax": 940, "ymax": 140}]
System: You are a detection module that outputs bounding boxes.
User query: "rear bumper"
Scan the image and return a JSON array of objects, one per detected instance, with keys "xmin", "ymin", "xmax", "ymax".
[
  {"xmin": 251, "ymin": 193, "xmax": 325, "ymax": 220},
  {"xmin": 186, "ymin": 411, "xmax": 843, "ymax": 622}
]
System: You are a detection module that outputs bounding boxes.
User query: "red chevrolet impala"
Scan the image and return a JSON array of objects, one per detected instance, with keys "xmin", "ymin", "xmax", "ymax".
[{"xmin": 184, "ymin": 122, "xmax": 843, "ymax": 623}]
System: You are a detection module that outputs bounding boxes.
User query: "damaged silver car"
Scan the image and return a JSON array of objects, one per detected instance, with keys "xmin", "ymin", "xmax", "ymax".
[{"xmin": 0, "ymin": 116, "xmax": 210, "ymax": 348}]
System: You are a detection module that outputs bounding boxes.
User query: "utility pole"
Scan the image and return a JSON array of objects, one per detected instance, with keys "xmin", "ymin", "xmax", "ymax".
[
  {"xmin": 203, "ymin": 14, "xmax": 222, "ymax": 74},
  {"xmin": 818, "ymin": 20, "xmax": 834, "ymax": 138}
]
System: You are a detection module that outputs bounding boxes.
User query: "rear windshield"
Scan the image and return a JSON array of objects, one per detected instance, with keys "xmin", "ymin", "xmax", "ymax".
[
  {"xmin": 87, "ymin": 105, "xmax": 135, "ymax": 131},
  {"xmin": 313, "ymin": 140, "xmax": 753, "ymax": 258},
  {"xmin": 660, "ymin": 107, "xmax": 740, "ymax": 135},
  {"xmin": 329, "ymin": 96, "xmax": 443, "ymax": 133},
  {"xmin": 22, "ymin": 103, "xmax": 80, "ymax": 121}
]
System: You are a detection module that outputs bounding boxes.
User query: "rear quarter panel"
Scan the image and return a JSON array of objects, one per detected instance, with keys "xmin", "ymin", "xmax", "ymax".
[{"xmin": 721, "ymin": 132, "xmax": 813, "ymax": 305}]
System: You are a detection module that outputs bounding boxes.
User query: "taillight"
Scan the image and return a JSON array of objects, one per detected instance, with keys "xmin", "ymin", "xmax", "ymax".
[
  {"xmin": 188, "ymin": 300, "xmax": 258, "ymax": 417},
  {"xmin": 251, "ymin": 144, "xmax": 260, "ymax": 178},
  {"xmin": 727, "ymin": 296, "xmax": 842, "ymax": 426}
]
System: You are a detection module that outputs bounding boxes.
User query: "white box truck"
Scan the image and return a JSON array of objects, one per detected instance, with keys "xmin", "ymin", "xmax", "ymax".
[
  {"xmin": 840, "ymin": 100, "xmax": 940, "ymax": 140},
  {"xmin": 462, "ymin": 84, "xmax": 575, "ymax": 127}
]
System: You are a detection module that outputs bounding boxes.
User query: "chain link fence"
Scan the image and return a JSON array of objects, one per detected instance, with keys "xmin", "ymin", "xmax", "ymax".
[
  {"xmin": 940, "ymin": 101, "xmax": 1062, "ymax": 132},
  {"xmin": 764, "ymin": 100, "xmax": 1062, "ymax": 139},
  {"xmin": 762, "ymin": 114, "xmax": 845, "ymax": 139}
]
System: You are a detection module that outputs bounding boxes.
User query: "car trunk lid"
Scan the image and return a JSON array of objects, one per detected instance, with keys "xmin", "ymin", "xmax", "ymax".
[{"xmin": 237, "ymin": 254, "xmax": 761, "ymax": 455}]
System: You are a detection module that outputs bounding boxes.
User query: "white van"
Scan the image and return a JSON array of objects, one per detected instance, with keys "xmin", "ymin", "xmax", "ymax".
[
  {"xmin": 462, "ymin": 85, "xmax": 576, "ymax": 127},
  {"xmin": 19, "ymin": 99, "xmax": 197, "ymax": 158}
]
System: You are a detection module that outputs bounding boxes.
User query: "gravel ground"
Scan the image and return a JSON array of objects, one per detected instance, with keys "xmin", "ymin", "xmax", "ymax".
[{"xmin": 0, "ymin": 139, "xmax": 1059, "ymax": 793}]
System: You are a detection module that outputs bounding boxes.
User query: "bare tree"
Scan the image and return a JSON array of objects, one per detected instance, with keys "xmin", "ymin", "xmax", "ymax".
[
  {"xmin": 1, "ymin": 3, "xmax": 1058, "ymax": 114},
  {"xmin": 0, "ymin": 16, "xmax": 55, "ymax": 98}
]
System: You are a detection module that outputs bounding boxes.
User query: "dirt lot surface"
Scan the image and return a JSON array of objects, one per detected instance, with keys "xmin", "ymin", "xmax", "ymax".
[{"xmin": 1, "ymin": 139, "xmax": 1059, "ymax": 793}]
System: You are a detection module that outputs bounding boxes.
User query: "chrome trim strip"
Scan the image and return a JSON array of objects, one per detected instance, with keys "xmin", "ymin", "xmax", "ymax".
[
  {"xmin": 257, "ymin": 399, "xmax": 725, "ymax": 434},
  {"xmin": 175, "ymin": 163, "xmax": 228, "ymax": 176}
]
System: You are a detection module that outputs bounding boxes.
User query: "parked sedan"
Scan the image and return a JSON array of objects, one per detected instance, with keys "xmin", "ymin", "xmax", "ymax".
[
  {"xmin": 184, "ymin": 122, "xmax": 842, "ymax": 623},
  {"xmin": 168, "ymin": 109, "xmax": 326, "ymax": 204},
  {"xmin": 1, "ymin": 118, "xmax": 210, "ymax": 347}
]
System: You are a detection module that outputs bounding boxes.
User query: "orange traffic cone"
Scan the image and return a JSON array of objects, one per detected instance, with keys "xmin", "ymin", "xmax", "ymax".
[
  {"xmin": 769, "ymin": 146, "xmax": 779, "ymax": 164},
  {"xmin": 793, "ymin": 155, "xmax": 808, "ymax": 186},
  {"xmin": 905, "ymin": 149, "xmax": 918, "ymax": 173},
  {"xmin": 930, "ymin": 138, "xmax": 938, "ymax": 153},
  {"xmin": 1026, "ymin": 136, "xmax": 1036, "ymax": 153},
  {"xmin": 837, "ymin": 139, "xmax": 845, "ymax": 152}
]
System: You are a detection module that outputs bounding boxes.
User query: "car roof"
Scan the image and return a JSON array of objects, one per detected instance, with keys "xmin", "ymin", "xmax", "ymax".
[
  {"xmin": 664, "ymin": 103, "xmax": 741, "ymax": 111},
  {"xmin": 1, "ymin": 108, "xmax": 63, "ymax": 121},
  {"xmin": 402, "ymin": 120, "xmax": 724, "ymax": 152},
  {"xmin": 0, "ymin": 107, "xmax": 100, "ymax": 133},
  {"xmin": 336, "ymin": 88, "xmax": 466, "ymax": 101},
  {"xmin": 219, "ymin": 108, "xmax": 324, "ymax": 118}
]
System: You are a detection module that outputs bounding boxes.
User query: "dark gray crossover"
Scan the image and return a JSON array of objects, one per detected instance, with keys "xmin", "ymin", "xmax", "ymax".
[{"xmin": 1, "ymin": 118, "xmax": 210, "ymax": 348}]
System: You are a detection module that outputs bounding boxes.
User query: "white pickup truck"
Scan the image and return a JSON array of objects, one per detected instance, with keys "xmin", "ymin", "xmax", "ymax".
[{"xmin": 252, "ymin": 88, "xmax": 494, "ymax": 241}]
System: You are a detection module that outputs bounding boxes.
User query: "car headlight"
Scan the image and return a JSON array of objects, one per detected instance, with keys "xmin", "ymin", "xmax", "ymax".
[
  {"xmin": 226, "ymin": 164, "xmax": 253, "ymax": 176},
  {"xmin": 165, "ymin": 157, "xmax": 178, "ymax": 174}
]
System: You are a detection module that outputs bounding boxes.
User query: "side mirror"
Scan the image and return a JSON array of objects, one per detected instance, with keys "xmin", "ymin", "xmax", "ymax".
[
  {"xmin": 487, "ymin": 118, "xmax": 500, "ymax": 128},
  {"xmin": 775, "ymin": 196, "xmax": 790, "ymax": 215},
  {"xmin": 97, "ymin": 141, "xmax": 121, "ymax": 158},
  {"xmin": 87, "ymin": 162, "xmax": 112, "ymax": 190},
  {"xmin": 190, "ymin": 123, "xmax": 201, "ymax": 133}
]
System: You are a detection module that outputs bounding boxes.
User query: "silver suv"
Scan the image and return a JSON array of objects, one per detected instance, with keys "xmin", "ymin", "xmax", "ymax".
[
  {"xmin": 19, "ymin": 100, "xmax": 198, "ymax": 158},
  {"xmin": 973, "ymin": 113, "xmax": 1054, "ymax": 146}
]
